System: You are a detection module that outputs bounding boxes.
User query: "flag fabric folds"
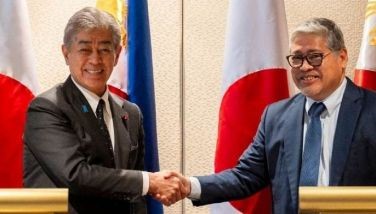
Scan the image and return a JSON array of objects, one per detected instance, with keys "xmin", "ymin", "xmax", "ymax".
[
  {"xmin": 96, "ymin": 0, "xmax": 129, "ymax": 101},
  {"xmin": 212, "ymin": 0, "xmax": 290, "ymax": 213},
  {"xmin": 354, "ymin": 0, "xmax": 376, "ymax": 91},
  {"xmin": 0, "ymin": 0, "xmax": 39, "ymax": 187},
  {"xmin": 96, "ymin": 0, "xmax": 162, "ymax": 213}
]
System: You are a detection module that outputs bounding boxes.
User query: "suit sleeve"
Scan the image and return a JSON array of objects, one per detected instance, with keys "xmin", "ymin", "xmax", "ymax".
[
  {"xmin": 193, "ymin": 106, "xmax": 271, "ymax": 205},
  {"xmin": 24, "ymin": 96, "xmax": 143, "ymax": 201}
]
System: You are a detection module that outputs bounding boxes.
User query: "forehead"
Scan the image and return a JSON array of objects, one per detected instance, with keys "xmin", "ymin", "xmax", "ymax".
[
  {"xmin": 73, "ymin": 28, "xmax": 113, "ymax": 45},
  {"xmin": 290, "ymin": 33, "xmax": 328, "ymax": 53}
]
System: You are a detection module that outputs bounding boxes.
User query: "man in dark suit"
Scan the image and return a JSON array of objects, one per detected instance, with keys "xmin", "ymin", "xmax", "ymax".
[
  {"xmin": 24, "ymin": 7, "xmax": 184, "ymax": 214},
  {"xmin": 167, "ymin": 18, "xmax": 376, "ymax": 213}
]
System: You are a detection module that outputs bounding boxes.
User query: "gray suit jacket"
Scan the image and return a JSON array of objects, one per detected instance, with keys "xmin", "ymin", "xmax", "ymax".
[
  {"xmin": 193, "ymin": 78, "xmax": 376, "ymax": 213},
  {"xmin": 24, "ymin": 77, "xmax": 146, "ymax": 214}
]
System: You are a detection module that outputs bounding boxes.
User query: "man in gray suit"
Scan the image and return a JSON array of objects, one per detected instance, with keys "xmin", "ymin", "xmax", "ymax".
[
  {"xmin": 24, "ymin": 7, "xmax": 184, "ymax": 214},
  {"xmin": 167, "ymin": 18, "xmax": 376, "ymax": 213}
]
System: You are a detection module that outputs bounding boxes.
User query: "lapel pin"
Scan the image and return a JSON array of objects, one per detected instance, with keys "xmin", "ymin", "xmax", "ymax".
[
  {"xmin": 81, "ymin": 105, "xmax": 89, "ymax": 113},
  {"xmin": 122, "ymin": 112, "xmax": 129, "ymax": 121}
]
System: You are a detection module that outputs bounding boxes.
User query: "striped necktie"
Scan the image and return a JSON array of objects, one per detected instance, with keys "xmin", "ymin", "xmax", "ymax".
[{"xmin": 300, "ymin": 102, "xmax": 326, "ymax": 186}]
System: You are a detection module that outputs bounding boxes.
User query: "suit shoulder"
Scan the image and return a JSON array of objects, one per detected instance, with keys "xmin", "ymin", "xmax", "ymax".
[
  {"xmin": 362, "ymin": 87, "xmax": 376, "ymax": 100},
  {"xmin": 357, "ymin": 87, "xmax": 376, "ymax": 110},
  {"xmin": 122, "ymin": 100, "xmax": 142, "ymax": 116},
  {"xmin": 30, "ymin": 83, "xmax": 64, "ymax": 107},
  {"xmin": 267, "ymin": 93, "xmax": 304, "ymax": 112}
]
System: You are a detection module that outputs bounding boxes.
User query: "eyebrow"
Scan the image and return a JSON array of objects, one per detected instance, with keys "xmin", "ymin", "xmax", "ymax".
[
  {"xmin": 292, "ymin": 50, "xmax": 323, "ymax": 55},
  {"xmin": 77, "ymin": 40, "xmax": 113, "ymax": 46}
]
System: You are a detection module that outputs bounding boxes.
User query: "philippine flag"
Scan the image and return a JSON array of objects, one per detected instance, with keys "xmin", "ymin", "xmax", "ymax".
[
  {"xmin": 0, "ymin": 0, "xmax": 39, "ymax": 187},
  {"xmin": 354, "ymin": 0, "xmax": 376, "ymax": 91},
  {"xmin": 212, "ymin": 0, "xmax": 291, "ymax": 213}
]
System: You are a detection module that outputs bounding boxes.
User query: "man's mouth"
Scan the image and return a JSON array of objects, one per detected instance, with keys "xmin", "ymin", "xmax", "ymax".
[
  {"xmin": 301, "ymin": 75, "xmax": 319, "ymax": 81},
  {"xmin": 85, "ymin": 69, "xmax": 103, "ymax": 74}
]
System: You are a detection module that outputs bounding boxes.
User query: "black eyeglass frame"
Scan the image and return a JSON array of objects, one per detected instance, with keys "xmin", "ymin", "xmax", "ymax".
[{"xmin": 286, "ymin": 52, "xmax": 331, "ymax": 68}]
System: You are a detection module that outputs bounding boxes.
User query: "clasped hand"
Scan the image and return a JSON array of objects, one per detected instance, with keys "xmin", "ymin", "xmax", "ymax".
[{"xmin": 148, "ymin": 171, "xmax": 190, "ymax": 206}]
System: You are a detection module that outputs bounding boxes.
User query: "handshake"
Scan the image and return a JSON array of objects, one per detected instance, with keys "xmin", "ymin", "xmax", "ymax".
[{"xmin": 148, "ymin": 171, "xmax": 191, "ymax": 206}]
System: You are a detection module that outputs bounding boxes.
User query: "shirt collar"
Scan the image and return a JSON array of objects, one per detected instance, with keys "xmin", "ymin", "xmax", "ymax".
[
  {"xmin": 71, "ymin": 76, "xmax": 112, "ymax": 117},
  {"xmin": 305, "ymin": 78, "xmax": 347, "ymax": 116}
]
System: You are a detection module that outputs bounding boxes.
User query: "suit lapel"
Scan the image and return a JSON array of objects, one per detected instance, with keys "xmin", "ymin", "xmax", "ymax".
[
  {"xmin": 63, "ymin": 77, "xmax": 100, "ymax": 135},
  {"xmin": 62, "ymin": 77, "xmax": 119, "ymax": 168},
  {"xmin": 284, "ymin": 95, "xmax": 305, "ymax": 204},
  {"xmin": 109, "ymin": 96, "xmax": 132, "ymax": 169},
  {"xmin": 330, "ymin": 80, "xmax": 362, "ymax": 185}
]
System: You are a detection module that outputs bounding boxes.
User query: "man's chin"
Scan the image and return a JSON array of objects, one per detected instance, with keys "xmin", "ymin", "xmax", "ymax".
[
  {"xmin": 83, "ymin": 84, "xmax": 106, "ymax": 95},
  {"xmin": 300, "ymin": 88, "xmax": 323, "ymax": 100}
]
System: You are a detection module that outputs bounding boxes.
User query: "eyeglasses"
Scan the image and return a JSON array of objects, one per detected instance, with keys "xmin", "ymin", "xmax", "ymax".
[{"xmin": 286, "ymin": 52, "xmax": 331, "ymax": 68}]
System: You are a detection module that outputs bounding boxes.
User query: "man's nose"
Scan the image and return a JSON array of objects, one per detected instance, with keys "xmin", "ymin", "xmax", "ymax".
[
  {"xmin": 300, "ymin": 59, "xmax": 314, "ymax": 71},
  {"xmin": 89, "ymin": 50, "xmax": 102, "ymax": 64}
]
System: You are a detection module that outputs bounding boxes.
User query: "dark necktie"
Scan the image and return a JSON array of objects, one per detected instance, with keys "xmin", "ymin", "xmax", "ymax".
[
  {"xmin": 96, "ymin": 99, "xmax": 115, "ymax": 167},
  {"xmin": 300, "ymin": 102, "xmax": 326, "ymax": 186}
]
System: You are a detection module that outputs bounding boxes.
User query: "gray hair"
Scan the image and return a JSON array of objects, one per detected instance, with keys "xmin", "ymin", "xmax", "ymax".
[
  {"xmin": 63, "ymin": 7, "xmax": 121, "ymax": 48},
  {"xmin": 290, "ymin": 18, "xmax": 346, "ymax": 52}
]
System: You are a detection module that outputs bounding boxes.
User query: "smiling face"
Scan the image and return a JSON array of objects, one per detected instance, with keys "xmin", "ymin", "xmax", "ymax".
[
  {"xmin": 62, "ymin": 28, "xmax": 121, "ymax": 96},
  {"xmin": 290, "ymin": 33, "xmax": 348, "ymax": 101}
]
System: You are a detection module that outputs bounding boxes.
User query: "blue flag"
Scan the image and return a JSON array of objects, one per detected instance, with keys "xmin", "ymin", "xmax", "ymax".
[{"xmin": 127, "ymin": 0, "xmax": 163, "ymax": 213}]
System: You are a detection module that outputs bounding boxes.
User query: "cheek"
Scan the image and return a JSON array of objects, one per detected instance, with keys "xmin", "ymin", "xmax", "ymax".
[
  {"xmin": 68, "ymin": 57, "xmax": 83, "ymax": 67},
  {"xmin": 291, "ymin": 70, "xmax": 300, "ymax": 81},
  {"xmin": 322, "ymin": 66, "xmax": 339, "ymax": 81}
]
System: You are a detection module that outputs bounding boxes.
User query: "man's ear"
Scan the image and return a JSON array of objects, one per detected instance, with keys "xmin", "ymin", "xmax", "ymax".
[
  {"xmin": 61, "ymin": 44, "xmax": 70, "ymax": 65},
  {"xmin": 113, "ymin": 45, "xmax": 122, "ymax": 66},
  {"xmin": 338, "ymin": 48, "xmax": 348, "ymax": 71}
]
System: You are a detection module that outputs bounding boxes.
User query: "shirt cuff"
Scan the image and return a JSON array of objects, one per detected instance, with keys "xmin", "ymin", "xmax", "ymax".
[
  {"xmin": 188, "ymin": 177, "xmax": 201, "ymax": 200},
  {"xmin": 141, "ymin": 171, "xmax": 149, "ymax": 196}
]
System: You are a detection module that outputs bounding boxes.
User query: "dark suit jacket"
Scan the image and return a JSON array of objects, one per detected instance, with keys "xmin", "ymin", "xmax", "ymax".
[
  {"xmin": 24, "ymin": 77, "xmax": 146, "ymax": 214},
  {"xmin": 193, "ymin": 78, "xmax": 376, "ymax": 213}
]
